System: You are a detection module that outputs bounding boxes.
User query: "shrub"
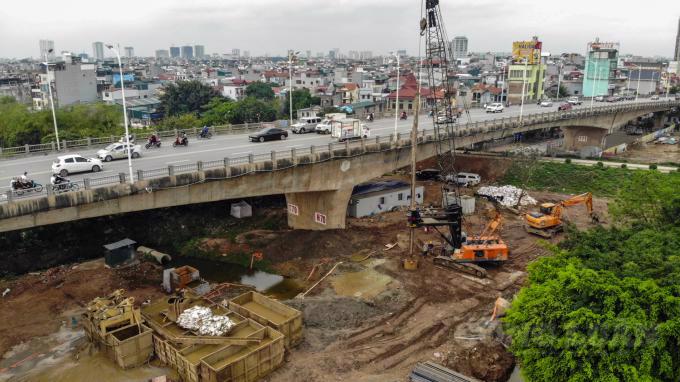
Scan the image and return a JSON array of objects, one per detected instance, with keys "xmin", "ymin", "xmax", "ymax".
[
  {"xmin": 564, "ymin": 158, "xmax": 571, "ymax": 164},
  {"xmin": 649, "ymin": 163, "xmax": 658, "ymax": 170},
  {"xmin": 621, "ymin": 163, "xmax": 627, "ymax": 169},
  {"xmin": 596, "ymin": 161, "xmax": 604, "ymax": 168}
]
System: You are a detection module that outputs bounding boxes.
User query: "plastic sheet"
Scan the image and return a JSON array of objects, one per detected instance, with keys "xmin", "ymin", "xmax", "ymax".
[{"xmin": 477, "ymin": 185, "xmax": 537, "ymax": 207}]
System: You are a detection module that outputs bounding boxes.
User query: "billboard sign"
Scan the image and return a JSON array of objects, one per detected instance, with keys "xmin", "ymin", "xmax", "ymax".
[{"xmin": 512, "ymin": 40, "xmax": 542, "ymax": 65}]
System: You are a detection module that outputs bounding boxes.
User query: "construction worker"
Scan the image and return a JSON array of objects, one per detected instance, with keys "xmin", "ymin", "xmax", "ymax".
[{"xmin": 421, "ymin": 241, "xmax": 434, "ymax": 257}]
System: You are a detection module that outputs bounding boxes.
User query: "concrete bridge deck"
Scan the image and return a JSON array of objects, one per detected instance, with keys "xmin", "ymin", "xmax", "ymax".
[{"xmin": 0, "ymin": 100, "xmax": 677, "ymax": 232}]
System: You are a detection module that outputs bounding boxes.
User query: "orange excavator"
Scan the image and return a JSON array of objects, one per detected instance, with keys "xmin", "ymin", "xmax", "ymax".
[
  {"xmin": 410, "ymin": 204, "xmax": 508, "ymax": 278},
  {"xmin": 524, "ymin": 192, "xmax": 599, "ymax": 238}
]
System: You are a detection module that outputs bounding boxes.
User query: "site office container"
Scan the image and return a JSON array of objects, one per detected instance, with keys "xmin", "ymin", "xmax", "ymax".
[
  {"xmin": 199, "ymin": 326, "xmax": 285, "ymax": 382},
  {"xmin": 228, "ymin": 291, "xmax": 303, "ymax": 349}
]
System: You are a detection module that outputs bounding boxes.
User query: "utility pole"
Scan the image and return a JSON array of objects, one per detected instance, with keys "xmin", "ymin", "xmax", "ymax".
[
  {"xmin": 408, "ymin": 89, "xmax": 421, "ymax": 257},
  {"xmin": 590, "ymin": 59, "xmax": 599, "ymax": 112},
  {"xmin": 519, "ymin": 58, "xmax": 528, "ymax": 124}
]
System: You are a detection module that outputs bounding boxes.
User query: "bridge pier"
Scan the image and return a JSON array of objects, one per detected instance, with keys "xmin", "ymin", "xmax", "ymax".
[
  {"xmin": 285, "ymin": 186, "xmax": 354, "ymax": 230},
  {"xmin": 562, "ymin": 126, "xmax": 608, "ymax": 152}
]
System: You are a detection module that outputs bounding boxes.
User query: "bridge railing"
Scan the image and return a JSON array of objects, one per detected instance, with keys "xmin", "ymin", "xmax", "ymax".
[{"xmin": 1, "ymin": 100, "xmax": 678, "ymax": 204}]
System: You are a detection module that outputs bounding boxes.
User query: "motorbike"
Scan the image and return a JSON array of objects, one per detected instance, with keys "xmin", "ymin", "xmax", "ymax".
[
  {"xmin": 10, "ymin": 179, "xmax": 43, "ymax": 195},
  {"xmin": 197, "ymin": 131, "xmax": 213, "ymax": 139},
  {"xmin": 400, "ymin": 112, "xmax": 408, "ymax": 120},
  {"xmin": 50, "ymin": 176, "xmax": 79, "ymax": 193},
  {"xmin": 118, "ymin": 134, "xmax": 135, "ymax": 144},
  {"xmin": 145, "ymin": 138, "xmax": 162, "ymax": 149},
  {"xmin": 173, "ymin": 136, "xmax": 189, "ymax": 147}
]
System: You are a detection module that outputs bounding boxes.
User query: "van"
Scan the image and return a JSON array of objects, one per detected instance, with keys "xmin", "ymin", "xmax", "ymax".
[
  {"xmin": 291, "ymin": 117, "xmax": 322, "ymax": 134},
  {"xmin": 454, "ymin": 172, "xmax": 481, "ymax": 187}
]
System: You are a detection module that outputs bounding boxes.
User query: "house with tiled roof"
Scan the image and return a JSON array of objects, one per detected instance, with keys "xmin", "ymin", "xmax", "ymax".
[
  {"xmin": 339, "ymin": 83, "xmax": 359, "ymax": 105},
  {"xmin": 471, "ymin": 83, "xmax": 504, "ymax": 106}
]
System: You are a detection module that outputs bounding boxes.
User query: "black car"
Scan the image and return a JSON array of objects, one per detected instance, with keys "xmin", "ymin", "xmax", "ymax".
[
  {"xmin": 249, "ymin": 127, "xmax": 288, "ymax": 142},
  {"xmin": 415, "ymin": 168, "xmax": 441, "ymax": 181}
]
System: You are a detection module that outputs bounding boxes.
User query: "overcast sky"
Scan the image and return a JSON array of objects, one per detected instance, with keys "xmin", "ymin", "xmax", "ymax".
[{"xmin": 1, "ymin": 0, "xmax": 678, "ymax": 59}]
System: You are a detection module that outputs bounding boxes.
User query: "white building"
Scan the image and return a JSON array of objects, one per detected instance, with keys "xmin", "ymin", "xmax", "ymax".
[
  {"xmin": 348, "ymin": 181, "xmax": 424, "ymax": 218},
  {"xmin": 92, "ymin": 41, "xmax": 105, "ymax": 61},
  {"xmin": 124, "ymin": 46, "xmax": 134, "ymax": 58},
  {"xmin": 39, "ymin": 40, "xmax": 55, "ymax": 60},
  {"xmin": 451, "ymin": 36, "xmax": 468, "ymax": 60}
]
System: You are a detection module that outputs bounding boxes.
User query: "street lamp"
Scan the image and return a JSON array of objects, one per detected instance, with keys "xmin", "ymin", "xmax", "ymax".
[
  {"xmin": 519, "ymin": 57, "xmax": 528, "ymax": 124},
  {"xmin": 288, "ymin": 50, "xmax": 299, "ymax": 128},
  {"xmin": 392, "ymin": 52, "xmax": 400, "ymax": 136},
  {"xmin": 42, "ymin": 49, "xmax": 61, "ymax": 150},
  {"xmin": 555, "ymin": 60, "xmax": 563, "ymax": 101},
  {"xmin": 106, "ymin": 44, "xmax": 134, "ymax": 184},
  {"xmin": 634, "ymin": 64, "xmax": 642, "ymax": 102},
  {"xmin": 589, "ymin": 58, "xmax": 599, "ymax": 112}
]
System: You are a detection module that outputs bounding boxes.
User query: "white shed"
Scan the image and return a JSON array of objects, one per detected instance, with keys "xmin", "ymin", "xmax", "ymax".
[{"xmin": 348, "ymin": 181, "xmax": 424, "ymax": 218}]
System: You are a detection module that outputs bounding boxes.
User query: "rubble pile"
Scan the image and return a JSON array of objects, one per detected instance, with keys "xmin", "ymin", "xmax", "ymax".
[
  {"xmin": 177, "ymin": 306, "xmax": 235, "ymax": 336},
  {"xmin": 477, "ymin": 185, "xmax": 537, "ymax": 207}
]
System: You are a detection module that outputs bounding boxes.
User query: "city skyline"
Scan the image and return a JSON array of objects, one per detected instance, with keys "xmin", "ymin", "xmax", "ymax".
[{"xmin": 0, "ymin": 0, "xmax": 678, "ymax": 59}]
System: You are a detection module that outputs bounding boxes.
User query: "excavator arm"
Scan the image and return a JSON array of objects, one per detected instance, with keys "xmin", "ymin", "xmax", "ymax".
[{"xmin": 560, "ymin": 192, "xmax": 593, "ymax": 215}]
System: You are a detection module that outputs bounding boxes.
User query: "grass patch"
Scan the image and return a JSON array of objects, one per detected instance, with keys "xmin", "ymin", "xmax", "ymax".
[{"xmin": 501, "ymin": 162, "xmax": 639, "ymax": 196}]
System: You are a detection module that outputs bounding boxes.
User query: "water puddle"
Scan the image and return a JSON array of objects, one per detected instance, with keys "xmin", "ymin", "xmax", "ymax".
[
  {"xmin": 330, "ymin": 259, "xmax": 392, "ymax": 299},
  {"xmin": 168, "ymin": 256, "xmax": 302, "ymax": 300}
]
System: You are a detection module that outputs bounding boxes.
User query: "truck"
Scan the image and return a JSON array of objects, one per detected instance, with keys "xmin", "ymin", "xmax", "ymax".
[
  {"xmin": 330, "ymin": 118, "xmax": 371, "ymax": 142},
  {"xmin": 315, "ymin": 113, "xmax": 347, "ymax": 134}
]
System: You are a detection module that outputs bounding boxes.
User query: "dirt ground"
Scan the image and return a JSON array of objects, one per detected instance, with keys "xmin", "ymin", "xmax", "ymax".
[
  {"xmin": 617, "ymin": 133, "xmax": 680, "ymax": 164},
  {"xmin": 0, "ymin": 185, "xmax": 608, "ymax": 382}
]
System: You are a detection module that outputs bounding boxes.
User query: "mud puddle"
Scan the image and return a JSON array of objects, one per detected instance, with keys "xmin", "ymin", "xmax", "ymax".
[
  {"xmin": 169, "ymin": 257, "xmax": 303, "ymax": 299},
  {"xmin": 330, "ymin": 259, "xmax": 392, "ymax": 299}
]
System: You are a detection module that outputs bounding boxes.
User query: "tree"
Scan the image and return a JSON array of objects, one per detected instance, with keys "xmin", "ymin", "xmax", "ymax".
[
  {"xmin": 227, "ymin": 97, "xmax": 277, "ymax": 124},
  {"xmin": 504, "ymin": 175, "xmax": 680, "ymax": 382},
  {"xmin": 160, "ymin": 80, "xmax": 220, "ymax": 116},
  {"xmin": 282, "ymin": 88, "xmax": 320, "ymax": 119},
  {"xmin": 200, "ymin": 98, "xmax": 236, "ymax": 126},
  {"xmin": 157, "ymin": 113, "xmax": 202, "ymax": 130},
  {"xmin": 244, "ymin": 82, "xmax": 275, "ymax": 101}
]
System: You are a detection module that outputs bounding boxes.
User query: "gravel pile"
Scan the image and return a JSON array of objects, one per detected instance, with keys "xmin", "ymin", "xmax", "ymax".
[
  {"xmin": 477, "ymin": 185, "xmax": 537, "ymax": 207},
  {"xmin": 177, "ymin": 306, "xmax": 235, "ymax": 336}
]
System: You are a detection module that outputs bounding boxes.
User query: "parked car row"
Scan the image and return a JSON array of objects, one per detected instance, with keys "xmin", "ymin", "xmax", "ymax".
[{"xmin": 415, "ymin": 168, "xmax": 481, "ymax": 187}]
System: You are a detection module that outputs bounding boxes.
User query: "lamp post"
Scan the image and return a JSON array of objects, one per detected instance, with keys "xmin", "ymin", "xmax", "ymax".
[
  {"xmin": 288, "ymin": 50, "xmax": 299, "ymax": 128},
  {"xmin": 519, "ymin": 57, "xmax": 528, "ymax": 124},
  {"xmin": 555, "ymin": 60, "xmax": 563, "ymax": 101},
  {"xmin": 665, "ymin": 65, "xmax": 671, "ymax": 99},
  {"xmin": 590, "ymin": 58, "xmax": 599, "ymax": 112},
  {"xmin": 392, "ymin": 52, "xmax": 400, "ymax": 136},
  {"xmin": 106, "ymin": 44, "xmax": 134, "ymax": 184},
  {"xmin": 43, "ymin": 49, "xmax": 60, "ymax": 150},
  {"xmin": 635, "ymin": 64, "xmax": 642, "ymax": 102}
]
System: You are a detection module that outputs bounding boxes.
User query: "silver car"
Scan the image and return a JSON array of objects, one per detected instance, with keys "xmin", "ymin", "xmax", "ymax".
[{"xmin": 97, "ymin": 143, "xmax": 142, "ymax": 162}]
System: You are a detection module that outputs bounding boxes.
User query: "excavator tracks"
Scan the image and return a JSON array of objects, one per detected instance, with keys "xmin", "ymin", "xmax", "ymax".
[{"xmin": 432, "ymin": 256, "xmax": 487, "ymax": 278}]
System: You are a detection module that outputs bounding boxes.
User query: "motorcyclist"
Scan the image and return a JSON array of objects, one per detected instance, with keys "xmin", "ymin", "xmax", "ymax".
[
  {"xmin": 51, "ymin": 173, "xmax": 68, "ymax": 190},
  {"xmin": 200, "ymin": 125, "xmax": 210, "ymax": 138},
  {"xmin": 20, "ymin": 172, "xmax": 30, "ymax": 187},
  {"xmin": 400, "ymin": 111, "xmax": 407, "ymax": 120},
  {"xmin": 175, "ymin": 131, "xmax": 188, "ymax": 146},
  {"xmin": 148, "ymin": 134, "xmax": 159, "ymax": 144}
]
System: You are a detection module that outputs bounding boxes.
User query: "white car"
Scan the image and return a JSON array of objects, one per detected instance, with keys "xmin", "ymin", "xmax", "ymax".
[
  {"xmin": 567, "ymin": 97, "xmax": 582, "ymax": 105},
  {"xmin": 539, "ymin": 100, "xmax": 553, "ymax": 107},
  {"xmin": 52, "ymin": 154, "xmax": 103, "ymax": 177},
  {"xmin": 651, "ymin": 95, "xmax": 660, "ymax": 100},
  {"xmin": 97, "ymin": 143, "xmax": 142, "ymax": 162},
  {"xmin": 485, "ymin": 103, "xmax": 504, "ymax": 113}
]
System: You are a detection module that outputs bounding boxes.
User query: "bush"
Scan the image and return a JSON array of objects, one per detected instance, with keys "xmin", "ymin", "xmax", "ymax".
[
  {"xmin": 650, "ymin": 163, "xmax": 658, "ymax": 170},
  {"xmin": 621, "ymin": 163, "xmax": 627, "ymax": 169},
  {"xmin": 564, "ymin": 158, "xmax": 571, "ymax": 164},
  {"xmin": 595, "ymin": 161, "xmax": 604, "ymax": 168}
]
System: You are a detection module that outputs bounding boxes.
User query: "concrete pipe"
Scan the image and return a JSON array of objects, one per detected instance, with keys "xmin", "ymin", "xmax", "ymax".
[{"xmin": 137, "ymin": 246, "xmax": 172, "ymax": 265}]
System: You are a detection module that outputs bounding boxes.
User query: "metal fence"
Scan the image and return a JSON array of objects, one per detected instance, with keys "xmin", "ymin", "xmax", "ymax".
[{"xmin": 2, "ymin": 100, "xmax": 678, "ymax": 204}]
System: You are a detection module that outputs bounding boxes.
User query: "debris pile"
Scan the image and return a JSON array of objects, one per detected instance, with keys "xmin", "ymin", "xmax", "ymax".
[
  {"xmin": 177, "ymin": 306, "xmax": 235, "ymax": 336},
  {"xmin": 477, "ymin": 185, "xmax": 537, "ymax": 207}
]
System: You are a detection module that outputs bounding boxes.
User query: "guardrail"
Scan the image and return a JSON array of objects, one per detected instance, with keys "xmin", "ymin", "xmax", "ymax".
[{"xmin": 1, "ymin": 100, "xmax": 678, "ymax": 204}]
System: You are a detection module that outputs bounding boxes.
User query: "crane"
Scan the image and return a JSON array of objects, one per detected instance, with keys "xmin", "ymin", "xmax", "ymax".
[{"xmin": 524, "ymin": 192, "xmax": 599, "ymax": 237}]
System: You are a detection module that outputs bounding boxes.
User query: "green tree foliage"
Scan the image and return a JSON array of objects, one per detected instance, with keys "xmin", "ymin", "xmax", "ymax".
[
  {"xmin": 282, "ymin": 88, "xmax": 320, "ymax": 119},
  {"xmin": 0, "ymin": 101, "xmax": 123, "ymax": 146},
  {"xmin": 160, "ymin": 80, "xmax": 220, "ymax": 116},
  {"xmin": 244, "ymin": 82, "xmax": 275, "ymax": 101},
  {"xmin": 156, "ymin": 113, "xmax": 202, "ymax": 130},
  {"xmin": 504, "ymin": 175, "xmax": 680, "ymax": 382},
  {"xmin": 225, "ymin": 97, "xmax": 277, "ymax": 124},
  {"xmin": 200, "ymin": 98, "xmax": 235, "ymax": 126}
]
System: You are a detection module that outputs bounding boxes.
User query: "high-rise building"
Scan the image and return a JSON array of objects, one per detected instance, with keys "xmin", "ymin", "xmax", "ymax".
[
  {"xmin": 451, "ymin": 36, "xmax": 468, "ymax": 60},
  {"xmin": 360, "ymin": 51, "xmax": 373, "ymax": 60},
  {"xmin": 170, "ymin": 46, "xmax": 180, "ymax": 58},
  {"xmin": 242, "ymin": 50, "xmax": 250, "ymax": 58},
  {"xmin": 194, "ymin": 45, "xmax": 205, "ymax": 59},
  {"xmin": 231, "ymin": 48, "xmax": 240, "ymax": 57},
  {"xmin": 124, "ymin": 46, "xmax": 134, "ymax": 58},
  {"xmin": 39, "ymin": 40, "xmax": 55, "ymax": 60},
  {"xmin": 396, "ymin": 50, "xmax": 407, "ymax": 58},
  {"xmin": 92, "ymin": 41, "xmax": 105, "ymax": 61},
  {"xmin": 675, "ymin": 17, "xmax": 680, "ymax": 62},
  {"xmin": 155, "ymin": 49, "xmax": 170, "ymax": 59},
  {"xmin": 306, "ymin": 50, "xmax": 312, "ymax": 59},
  {"xmin": 582, "ymin": 39, "xmax": 619, "ymax": 97},
  {"xmin": 181, "ymin": 45, "xmax": 194, "ymax": 59},
  {"xmin": 328, "ymin": 50, "xmax": 336, "ymax": 60}
]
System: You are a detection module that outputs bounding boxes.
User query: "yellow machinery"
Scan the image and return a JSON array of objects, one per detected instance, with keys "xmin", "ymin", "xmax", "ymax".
[
  {"xmin": 524, "ymin": 192, "xmax": 598, "ymax": 237},
  {"xmin": 85, "ymin": 289, "xmax": 142, "ymax": 335}
]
